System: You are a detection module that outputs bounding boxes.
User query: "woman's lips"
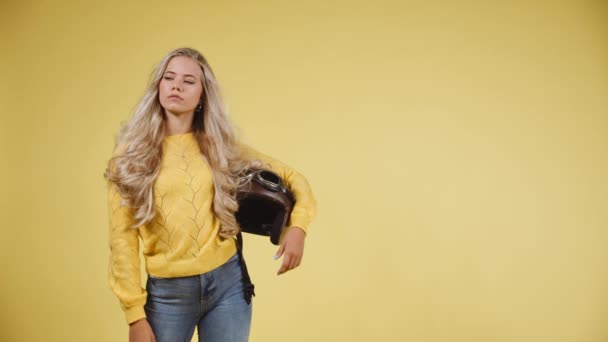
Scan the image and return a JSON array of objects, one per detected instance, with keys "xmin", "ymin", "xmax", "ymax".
[{"xmin": 168, "ymin": 95, "xmax": 183, "ymax": 100}]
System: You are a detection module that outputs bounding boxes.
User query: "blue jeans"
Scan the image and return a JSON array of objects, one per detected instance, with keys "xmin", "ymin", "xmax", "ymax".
[{"xmin": 144, "ymin": 252, "xmax": 253, "ymax": 342}]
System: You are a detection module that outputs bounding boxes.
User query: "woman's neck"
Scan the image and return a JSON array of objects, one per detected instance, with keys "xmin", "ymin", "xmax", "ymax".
[{"xmin": 164, "ymin": 110, "xmax": 194, "ymax": 136}]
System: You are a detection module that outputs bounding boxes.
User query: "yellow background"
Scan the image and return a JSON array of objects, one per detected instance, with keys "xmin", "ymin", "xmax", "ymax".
[{"xmin": 1, "ymin": 1, "xmax": 607, "ymax": 341}]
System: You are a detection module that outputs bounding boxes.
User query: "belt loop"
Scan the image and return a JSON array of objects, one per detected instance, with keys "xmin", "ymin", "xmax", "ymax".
[{"xmin": 236, "ymin": 231, "xmax": 255, "ymax": 303}]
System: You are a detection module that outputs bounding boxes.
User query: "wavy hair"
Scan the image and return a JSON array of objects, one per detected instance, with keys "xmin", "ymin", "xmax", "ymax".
[{"xmin": 103, "ymin": 47, "xmax": 267, "ymax": 239}]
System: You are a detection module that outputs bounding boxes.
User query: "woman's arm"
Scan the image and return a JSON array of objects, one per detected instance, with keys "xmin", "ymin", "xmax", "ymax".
[
  {"xmin": 239, "ymin": 142, "xmax": 318, "ymax": 275},
  {"xmin": 239, "ymin": 142, "xmax": 318, "ymax": 235},
  {"xmin": 107, "ymin": 180, "xmax": 148, "ymax": 325}
]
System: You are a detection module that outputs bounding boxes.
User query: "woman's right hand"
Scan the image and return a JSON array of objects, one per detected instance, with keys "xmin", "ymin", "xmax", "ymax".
[{"xmin": 129, "ymin": 318, "xmax": 156, "ymax": 342}]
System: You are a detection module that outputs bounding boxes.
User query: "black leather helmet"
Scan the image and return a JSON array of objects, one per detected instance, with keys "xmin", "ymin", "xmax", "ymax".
[{"xmin": 235, "ymin": 169, "xmax": 295, "ymax": 245}]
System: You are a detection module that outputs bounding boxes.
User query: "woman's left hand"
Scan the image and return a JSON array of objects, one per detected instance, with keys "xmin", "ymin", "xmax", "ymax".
[{"xmin": 274, "ymin": 226, "xmax": 306, "ymax": 275}]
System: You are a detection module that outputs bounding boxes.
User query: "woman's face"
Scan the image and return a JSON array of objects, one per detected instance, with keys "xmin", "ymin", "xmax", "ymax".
[{"xmin": 158, "ymin": 56, "xmax": 204, "ymax": 116}]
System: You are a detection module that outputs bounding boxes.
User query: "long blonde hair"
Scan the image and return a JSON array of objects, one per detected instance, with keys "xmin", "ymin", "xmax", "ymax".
[{"xmin": 103, "ymin": 47, "xmax": 266, "ymax": 239}]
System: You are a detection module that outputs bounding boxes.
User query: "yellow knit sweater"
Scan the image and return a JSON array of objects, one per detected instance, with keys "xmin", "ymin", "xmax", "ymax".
[{"xmin": 107, "ymin": 132, "xmax": 317, "ymax": 325}]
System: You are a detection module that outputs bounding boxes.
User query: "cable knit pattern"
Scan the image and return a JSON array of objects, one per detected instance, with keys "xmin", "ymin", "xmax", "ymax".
[{"xmin": 107, "ymin": 132, "xmax": 317, "ymax": 325}]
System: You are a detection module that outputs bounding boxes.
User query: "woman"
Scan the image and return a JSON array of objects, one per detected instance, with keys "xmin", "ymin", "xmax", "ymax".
[{"xmin": 104, "ymin": 47, "xmax": 317, "ymax": 342}]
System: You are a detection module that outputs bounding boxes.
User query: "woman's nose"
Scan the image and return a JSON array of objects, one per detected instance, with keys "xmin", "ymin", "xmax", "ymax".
[{"xmin": 172, "ymin": 83, "xmax": 181, "ymax": 91}]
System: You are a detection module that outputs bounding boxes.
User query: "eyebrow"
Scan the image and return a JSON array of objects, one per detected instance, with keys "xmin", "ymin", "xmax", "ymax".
[{"xmin": 164, "ymin": 71, "xmax": 198, "ymax": 78}]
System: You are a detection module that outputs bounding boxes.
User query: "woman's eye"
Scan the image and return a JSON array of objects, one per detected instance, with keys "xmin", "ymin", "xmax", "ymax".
[{"xmin": 163, "ymin": 76, "xmax": 193, "ymax": 84}]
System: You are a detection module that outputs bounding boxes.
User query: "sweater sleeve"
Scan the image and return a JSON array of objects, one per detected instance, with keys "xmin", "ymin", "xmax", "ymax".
[
  {"xmin": 107, "ymin": 180, "xmax": 147, "ymax": 325},
  {"xmin": 239, "ymin": 143, "xmax": 318, "ymax": 235}
]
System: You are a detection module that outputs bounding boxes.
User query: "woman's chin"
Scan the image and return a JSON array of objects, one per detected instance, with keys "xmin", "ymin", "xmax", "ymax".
[{"xmin": 163, "ymin": 106, "xmax": 193, "ymax": 116}]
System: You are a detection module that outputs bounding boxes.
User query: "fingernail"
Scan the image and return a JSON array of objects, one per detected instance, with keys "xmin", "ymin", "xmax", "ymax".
[{"xmin": 273, "ymin": 255, "xmax": 279, "ymax": 260}]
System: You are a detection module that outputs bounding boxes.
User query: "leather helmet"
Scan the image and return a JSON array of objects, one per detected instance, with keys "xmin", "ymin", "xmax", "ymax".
[{"xmin": 235, "ymin": 169, "xmax": 295, "ymax": 245}]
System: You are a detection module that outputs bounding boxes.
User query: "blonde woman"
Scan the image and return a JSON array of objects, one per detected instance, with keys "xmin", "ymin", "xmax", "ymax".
[{"xmin": 104, "ymin": 47, "xmax": 317, "ymax": 342}]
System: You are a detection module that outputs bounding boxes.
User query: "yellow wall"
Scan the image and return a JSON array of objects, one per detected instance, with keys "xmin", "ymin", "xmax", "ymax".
[{"xmin": 1, "ymin": 1, "xmax": 607, "ymax": 341}]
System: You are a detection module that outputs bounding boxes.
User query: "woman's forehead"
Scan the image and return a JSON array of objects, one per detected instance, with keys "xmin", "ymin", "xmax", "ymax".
[{"xmin": 165, "ymin": 56, "xmax": 201, "ymax": 77}]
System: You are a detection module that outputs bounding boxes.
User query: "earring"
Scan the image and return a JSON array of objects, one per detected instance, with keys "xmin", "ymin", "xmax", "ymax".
[{"xmin": 195, "ymin": 103, "xmax": 202, "ymax": 112}]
